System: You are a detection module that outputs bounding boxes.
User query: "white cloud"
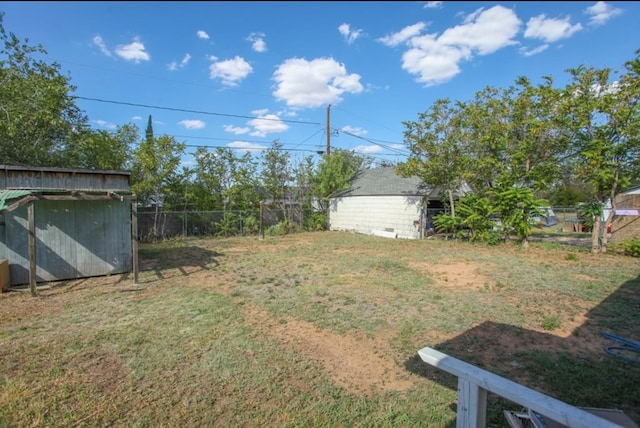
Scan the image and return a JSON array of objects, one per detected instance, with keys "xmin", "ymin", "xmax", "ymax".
[
  {"xmin": 227, "ymin": 141, "xmax": 267, "ymax": 153},
  {"xmin": 209, "ymin": 56, "xmax": 253, "ymax": 86},
  {"xmin": 114, "ymin": 37, "xmax": 150, "ymax": 63},
  {"xmin": 251, "ymin": 108, "xmax": 269, "ymax": 116},
  {"xmin": 520, "ymin": 44, "xmax": 549, "ymax": 57},
  {"xmin": 246, "ymin": 33, "xmax": 267, "ymax": 53},
  {"xmin": 339, "ymin": 125, "xmax": 368, "ymax": 136},
  {"xmin": 92, "ymin": 35, "xmax": 112, "ymax": 57},
  {"xmin": 178, "ymin": 119, "xmax": 206, "ymax": 130},
  {"xmin": 248, "ymin": 114, "xmax": 289, "ymax": 137},
  {"xmin": 168, "ymin": 53, "xmax": 192, "ymax": 71},
  {"xmin": 585, "ymin": 1, "xmax": 623, "ymax": 26},
  {"xmin": 438, "ymin": 5, "xmax": 521, "ymax": 55},
  {"xmin": 381, "ymin": 5, "xmax": 522, "ymax": 87},
  {"xmin": 197, "ymin": 30, "xmax": 210, "ymax": 40},
  {"xmin": 272, "ymin": 57, "xmax": 364, "ymax": 109},
  {"xmin": 377, "ymin": 22, "xmax": 427, "ymax": 47},
  {"xmin": 224, "ymin": 124, "xmax": 251, "ymax": 135},
  {"xmin": 402, "ymin": 34, "xmax": 469, "ymax": 86},
  {"xmin": 338, "ymin": 23, "xmax": 364, "ymax": 44},
  {"xmin": 132, "ymin": 116, "xmax": 142, "ymax": 121},
  {"xmin": 353, "ymin": 144, "xmax": 382, "ymax": 154},
  {"xmin": 524, "ymin": 14, "xmax": 582, "ymax": 43},
  {"xmin": 93, "ymin": 119, "xmax": 116, "ymax": 130},
  {"xmin": 423, "ymin": 1, "xmax": 443, "ymax": 9}
]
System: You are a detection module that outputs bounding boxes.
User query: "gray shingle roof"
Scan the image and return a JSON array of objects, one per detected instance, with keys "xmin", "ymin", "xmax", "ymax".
[{"xmin": 332, "ymin": 167, "xmax": 441, "ymax": 198}]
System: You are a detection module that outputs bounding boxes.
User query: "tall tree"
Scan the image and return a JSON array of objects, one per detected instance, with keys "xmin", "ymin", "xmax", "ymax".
[
  {"xmin": 260, "ymin": 140, "xmax": 291, "ymax": 221},
  {"xmin": 65, "ymin": 123, "xmax": 138, "ymax": 170},
  {"xmin": 0, "ymin": 12, "xmax": 87, "ymax": 166},
  {"xmin": 312, "ymin": 148, "xmax": 369, "ymax": 212},
  {"xmin": 131, "ymin": 134, "xmax": 186, "ymax": 238},
  {"xmin": 559, "ymin": 57, "xmax": 640, "ymax": 253},
  {"xmin": 191, "ymin": 147, "xmax": 259, "ymax": 212},
  {"xmin": 145, "ymin": 115, "xmax": 153, "ymax": 143},
  {"xmin": 397, "ymin": 98, "xmax": 469, "ymax": 217}
]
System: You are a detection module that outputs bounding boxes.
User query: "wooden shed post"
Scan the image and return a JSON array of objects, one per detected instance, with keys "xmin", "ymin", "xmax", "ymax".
[
  {"xmin": 131, "ymin": 201, "xmax": 139, "ymax": 284},
  {"xmin": 27, "ymin": 201, "xmax": 37, "ymax": 297}
]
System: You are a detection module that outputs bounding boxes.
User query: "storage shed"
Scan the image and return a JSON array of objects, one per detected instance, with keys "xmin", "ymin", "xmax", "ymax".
[
  {"xmin": 328, "ymin": 166, "xmax": 454, "ymax": 239},
  {"xmin": 0, "ymin": 165, "xmax": 137, "ymax": 291}
]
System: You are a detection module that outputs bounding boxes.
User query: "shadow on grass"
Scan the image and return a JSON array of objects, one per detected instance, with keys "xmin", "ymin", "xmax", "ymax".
[
  {"xmin": 138, "ymin": 245, "xmax": 223, "ymax": 282},
  {"xmin": 405, "ymin": 274, "xmax": 640, "ymax": 427}
]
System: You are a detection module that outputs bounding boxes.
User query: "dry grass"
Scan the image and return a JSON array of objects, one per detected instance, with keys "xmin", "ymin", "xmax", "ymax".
[{"xmin": 1, "ymin": 231, "xmax": 639, "ymax": 427}]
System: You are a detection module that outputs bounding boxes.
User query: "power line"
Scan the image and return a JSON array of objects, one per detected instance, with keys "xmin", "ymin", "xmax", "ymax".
[
  {"xmin": 336, "ymin": 128, "xmax": 410, "ymax": 156},
  {"xmin": 74, "ymin": 96, "xmax": 322, "ymax": 125}
]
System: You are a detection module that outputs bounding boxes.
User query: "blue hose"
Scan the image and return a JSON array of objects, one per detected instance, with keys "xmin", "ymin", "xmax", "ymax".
[{"xmin": 602, "ymin": 332, "xmax": 640, "ymax": 364}]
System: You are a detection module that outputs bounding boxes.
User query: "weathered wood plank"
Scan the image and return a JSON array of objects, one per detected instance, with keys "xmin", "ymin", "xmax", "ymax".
[{"xmin": 418, "ymin": 346, "xmax": 626, "ymax": 428}]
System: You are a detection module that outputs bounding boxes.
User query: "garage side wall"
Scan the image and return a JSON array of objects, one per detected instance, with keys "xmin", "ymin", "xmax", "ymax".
[
  {"xmin": 329, "ymin": 195, "xmax": 423, "ymax": 239},
  {"xmin": 1, "ymin": 199, "xmax": 132, "ymax": 285}
]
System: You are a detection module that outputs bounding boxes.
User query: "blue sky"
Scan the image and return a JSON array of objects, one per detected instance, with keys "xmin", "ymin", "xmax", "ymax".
[{"xmin": 2, "ymin": 1, "xmax": 638, "ymax": 168}]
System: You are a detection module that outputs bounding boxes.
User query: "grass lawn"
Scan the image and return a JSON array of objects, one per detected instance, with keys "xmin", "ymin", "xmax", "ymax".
[{"xmin": 1, "ymin": 231, "xmax": 639, "ymax": 427}]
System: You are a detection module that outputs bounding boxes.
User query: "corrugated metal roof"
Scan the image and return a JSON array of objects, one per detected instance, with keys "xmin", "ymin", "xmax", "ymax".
[{"xmin": 0, "ymin": 189, "xmax": 32, "ymax": 211}]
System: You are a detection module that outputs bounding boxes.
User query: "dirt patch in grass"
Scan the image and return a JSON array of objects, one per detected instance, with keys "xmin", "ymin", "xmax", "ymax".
[
  {"xmin": 240, "ymin": 304, "xmax": 416, "ymax": 395},
  {"xmin": 422, "ymin": 261, "xmax": 490, "ymax": 288}
]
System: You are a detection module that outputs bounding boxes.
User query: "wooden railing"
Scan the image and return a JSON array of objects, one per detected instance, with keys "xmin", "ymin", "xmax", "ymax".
[{"xmin": 417, "ymin": 346, "xmax": 627, "ymax": 428}]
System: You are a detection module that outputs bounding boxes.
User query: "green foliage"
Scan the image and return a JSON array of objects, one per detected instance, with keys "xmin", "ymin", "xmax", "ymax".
[
  {"xmin": 432, "ymin": 213, "xmax": 462, "ymax": 235},
  {"xmin": 265, "ymin": 219, "xmax": 300, "ymax": 236},
  {"xmin": 456, "ymin": 194, "xmax": 501, "ymax": 243},
  {"xmin": 260, "ymin": 140, "xmax": 291, "ymax": 203},
  {"xmin": 0, "ymin": 13, "xmax": 88, "ymax": 167},
  {"xmin": 490, "ymin": 185, "xmax": 547, "ymax": 244},
  {"xmin": 398, "ymin": 98, "xmax": 470, "ymax": 215},
  {"xmin": 608, "ymin": 238, "xmax": 640, "ymax": 257},
  {"xmin": 565, "ymin": 252, "xmax": 579, "ymax": 261},
  {"xmin": 304, "ymin": 211, "xmax": 328, "ymax": 231},
  {"xmin": 542, "ymin": 316, "xmax": 561, "ymax": 331},
  {"xmin": 215, "ymin": 212, "xmax": 241, "ymax": 237},
  {"xmin": 65, "ymin": 124, "xmax": 138, "ymax": 170},
  {"xmin": 190, "ymin": 147, "xmax": 260, "ymax": 211},
  {"xmin": 548, "ymin": 183, "xmax": 591, "ymax": 207},
  {"xmin": 576, "ymin": 201, "xmax": 603, "ymax": 230},
  {"xmin": 241, "ymin": 214, "xmax": 260, "ymax": 235},
  {"xmin": 313, "ymin": 148, "xmax": 370, "ymax": 211},
  {"xmin": 560, "ymin": 56, "xmax": 640, "ymax": 252}
]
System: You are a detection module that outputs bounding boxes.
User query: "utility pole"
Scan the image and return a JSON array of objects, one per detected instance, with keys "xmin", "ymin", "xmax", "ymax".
[{"xmin": 326, "ymin": 104, "xmax": 331, "ymax": 157}]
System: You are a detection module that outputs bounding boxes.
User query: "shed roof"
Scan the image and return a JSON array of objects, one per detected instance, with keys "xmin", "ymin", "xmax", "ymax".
[
  {"xmin": 0, "ymin": 189, "xmax": 32, "ymax": 211},
  {"xmin": 331, "ymin": 166, "xmax": 441, "ymax": 198}
]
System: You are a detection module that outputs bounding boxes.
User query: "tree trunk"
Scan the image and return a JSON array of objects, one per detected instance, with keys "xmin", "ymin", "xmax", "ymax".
[
  {"xmin": 448, "ymin": 188, "xmax": 456, "ymax": 218},
  {"xmin": 591, "ymin": 213, "xmax": 602, "ymax": 254}
]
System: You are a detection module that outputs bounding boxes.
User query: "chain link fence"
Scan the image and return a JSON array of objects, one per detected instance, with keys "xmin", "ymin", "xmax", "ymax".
[{"xmin": 136, "ymin": 204, "xmax": 307, "ymax": 241}]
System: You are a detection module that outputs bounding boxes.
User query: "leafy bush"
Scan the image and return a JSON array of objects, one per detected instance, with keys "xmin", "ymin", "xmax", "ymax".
[
  {"xmin": 242, "ymin": 214, "xmax": 260, "ymax": 235},
  {"xmin": 304, "ymin": 212, "xmax": 327, "ymax": 231},
  {"xmin": 265, "ymin": 220, "xmax": 301, "ymax": 236},
  {"xmin": 608, "ymin": 238, "xmax": 640, "ymax": 257},
  {"xmin": 433, "ymin": 213, "xmax": 463, "ymax": 235},
  {"xmin": 577, "ymin": 201, "xmax": 603, "ymax": 232}
]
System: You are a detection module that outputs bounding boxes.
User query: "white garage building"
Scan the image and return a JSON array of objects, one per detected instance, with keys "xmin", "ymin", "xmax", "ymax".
[{"xmin": 328, "ymin": 166, "xmax": 447, "ymax": 239}]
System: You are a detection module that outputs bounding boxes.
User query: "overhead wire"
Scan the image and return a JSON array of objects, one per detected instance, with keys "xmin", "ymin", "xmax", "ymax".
[
  {"xmin": 74, "ymin": 96, "xmax": 321, "ymax": 125},
  {"xmin": 43, "ymin": 56, "xmax": 408, "ymax": 161}
]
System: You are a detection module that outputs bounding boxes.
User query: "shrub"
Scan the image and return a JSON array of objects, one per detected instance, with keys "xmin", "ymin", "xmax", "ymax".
[
  {"xmin": 608, "ymin": 238, "xmax": 640, "ymax": 257},
  {"xmin": 304, "ymin": 212, "xmax": 328, "ymax": 231}
]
